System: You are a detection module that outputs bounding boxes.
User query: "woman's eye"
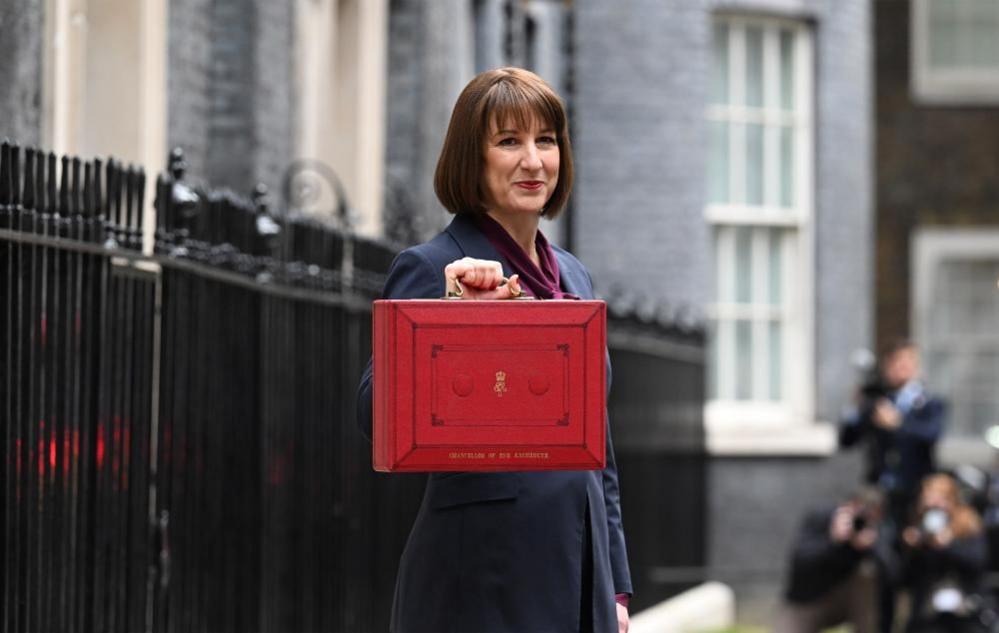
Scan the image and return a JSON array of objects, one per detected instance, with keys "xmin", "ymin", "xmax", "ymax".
[
  {"xmin": 498, "ymin": 137, "xmax": 518, "ymax": 147},
  {"xmin": 538, "ymin": 136, "xmax": 557, "ymax": 145}
]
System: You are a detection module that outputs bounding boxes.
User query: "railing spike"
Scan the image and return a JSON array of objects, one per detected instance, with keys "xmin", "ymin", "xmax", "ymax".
[
  {"xmin": 93, "ymin": 157, "xmax": 103, "ymax": 217},
  {"xmin": 47, "ymin": 153, "xmax": 57, "ymax": 217},
  {"xmin": 0, "ymin": 140, "xmax": 10, "ymax": 205},
  {"xmin": 10, "ymin": 142, "xmax": 20, "ymax": 206},
  {"xmin": 136, "ymin": 169, "xmax": 147, "ymax": 250},
  {"xmin": 59, "ymin": 155, "xmax": 70, "ymax": 218},
  {"xmin": 36, "ymin": 149, "xmax": 47, "ymax": 216},
  {"xmin": 71, "ymin": 157, "xmax": 82, "ymax": 219},
  {"xmin": 22, "ymin": 147, "xmax": 36, "ymax": 210}
]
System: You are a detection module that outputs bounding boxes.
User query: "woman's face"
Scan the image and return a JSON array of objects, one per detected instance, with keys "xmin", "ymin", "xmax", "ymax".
[{"xmin": 482, "ymin": 114, "xmax": 559, "ymax": 217}]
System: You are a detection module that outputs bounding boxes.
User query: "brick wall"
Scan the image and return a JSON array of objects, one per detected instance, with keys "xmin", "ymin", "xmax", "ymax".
[
  {"xmin": 875, "ymin": 0, "xmax": 999, "ymax": 349},
  {"xmin": 169, "ymin": 0, "xmax": 295, "ymax": 197},
  {"xmin": 0, "ymin": 0, "xmax": 44, "ymax": 145},
  {"xmin": 168, "ymin": 0, "xmax": 213, "ymax": 179}
]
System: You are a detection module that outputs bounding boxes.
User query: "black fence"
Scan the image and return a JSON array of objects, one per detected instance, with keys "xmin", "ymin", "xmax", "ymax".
[
  {"xmin": 607, "ymin": 308, "xmax": 707, "ymax": 612},
  {"xmin": 1, "ymin": 141, "xmax": 705, "ymax": 631}
]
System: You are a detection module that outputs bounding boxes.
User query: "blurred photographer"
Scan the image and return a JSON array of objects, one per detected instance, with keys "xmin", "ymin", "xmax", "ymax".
[
  {"xmin": 776, "ymin": 488, "xmax": 899, "ymax": 633},
  {"xmin": 901, "ymin": 473, "xmax": 990, "ymax": 633},
  {"xmin": 840, "ymin": 340, "xmax": 947, "ymax": 528}
]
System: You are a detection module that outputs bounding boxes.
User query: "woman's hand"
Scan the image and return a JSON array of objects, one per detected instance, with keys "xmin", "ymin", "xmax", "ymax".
[
  {"xmin": 444, "ymin": 257, "xmax": 523, "ymax": 300},
  {"xmin": 617, "ymin": 603, "xmax": 629, "ymax": 633}
]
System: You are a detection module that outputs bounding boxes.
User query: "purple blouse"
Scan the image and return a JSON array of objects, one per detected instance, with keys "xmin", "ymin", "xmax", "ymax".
[{"xmin": 475, "ymin": 214, "xmax": 578, "ymax": 300}]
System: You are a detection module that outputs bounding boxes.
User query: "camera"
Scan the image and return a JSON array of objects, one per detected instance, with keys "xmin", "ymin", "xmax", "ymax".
[
  {"xmin": 922, "ymin": 508, "xmax": 950, "ymax": 536},
  {"xmin": 851, "ymin": 348, "xmax": 890, "ymax": 407},
  {"xmin": 852, "ymin": 514, "xmax": 868, "ymax": 533}
]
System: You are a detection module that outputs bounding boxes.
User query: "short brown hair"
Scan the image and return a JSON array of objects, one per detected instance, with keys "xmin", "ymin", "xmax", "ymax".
[
  {"xmin": 433, "ymin": 67, "xmax": 574, "ymax": 219},
  {"xmin": 881, "ymin": 338, "xmax": 917, "ymax": 360}
]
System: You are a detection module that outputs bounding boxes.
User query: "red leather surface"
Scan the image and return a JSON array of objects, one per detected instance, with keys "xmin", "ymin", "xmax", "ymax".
[{"xmin": 373, "ymin": 300, "xmax": 606, "ymax": 472}]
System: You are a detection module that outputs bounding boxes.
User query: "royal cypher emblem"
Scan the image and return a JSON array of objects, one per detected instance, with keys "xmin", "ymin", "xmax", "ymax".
[{"xmin": 494, "ymin": 371, "xmax": 507, "ymax": 397}]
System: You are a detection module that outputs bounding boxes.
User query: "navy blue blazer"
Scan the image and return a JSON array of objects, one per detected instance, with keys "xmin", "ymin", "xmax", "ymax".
[
  {"xmin": 839, "ymin": 382, "xmax": 945, "ymax": 496},
  {"xmin": 356, "ymin": 214, "xmax": 632, "ymax": 633}
]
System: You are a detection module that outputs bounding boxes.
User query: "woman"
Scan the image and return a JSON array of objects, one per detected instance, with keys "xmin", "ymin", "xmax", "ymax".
[
  {"xmin": 356, "ymin": 68, "xmax": 632, "ymax": 633},
  {"xmin": 901, "ymin": 473, "xmax": 989, "ymax": 633}
]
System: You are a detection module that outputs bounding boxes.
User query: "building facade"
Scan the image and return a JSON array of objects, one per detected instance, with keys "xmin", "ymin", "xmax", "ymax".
[
  {"xmin": 0, "ymin": 0, "xmax": 877, "ymax": 624},
  {"xmin": 0, "ymin": 0, "xmax": 388, "ymax": 243}
]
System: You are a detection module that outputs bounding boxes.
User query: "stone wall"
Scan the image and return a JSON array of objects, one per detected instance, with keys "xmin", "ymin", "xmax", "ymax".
[{"xmin": 0, "ymin": 0, "xmax": 44, "ymax": 145}]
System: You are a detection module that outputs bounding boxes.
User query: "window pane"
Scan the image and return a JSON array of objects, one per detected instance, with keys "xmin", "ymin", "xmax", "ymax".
[
  {"xmin": 769, "ymin": 320, "xmax": 782, "ymax": 401},
  {"xmin": 736, "ymin": 319, "xmax": 753, "ymax": 400},
  {"xmin": 709, "ymin": 121, "xmax": 730, "ymax": 203},
  {"xmin": 779, "ymin": 125, "xmax": 794, "ymax": 207},
  {"xmin": 780, "ymin": 29, "xmax": 795, "ymax": 110},
  {"xmin": 968, "ymin": 0, "xmax": 999, "ymax": 67},
  {"xmin": 924, "ymin": 256, "xmax": 999, "ymax": 438},
  {"xmin": 712, "ymin": 23, "xmax": 730, "ymax": 104},
  {"xmin": 745, "ymin": 26, "xmax": 764, "ymax": 107},
  {"xmin": 929, "ymin": 0, "xmax": 959, "ymax": 68},
  {"xmin": 735, "ymin": 227, "xmax": 752, "ymax": 303},
  {"xmin": 929, "ymin": 0, "xmax": 999, "ymax": 69},
  {"xmin": 768, "ymin": 230, "xmax": 783, "ymax": 305},
  {"xmin": 706, "ymin": 17, "xmax": 811, "ymax": 410},
  {"xmin": 746, "ymin": 123, "xmax": 764, "ymax": 206},
  {"xmin": 959, "ymin": 0, "xmax": 999, "ymax": 68}
]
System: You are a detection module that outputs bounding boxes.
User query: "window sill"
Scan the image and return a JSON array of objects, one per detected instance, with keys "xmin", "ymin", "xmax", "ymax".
[
  {"xmin": 936, "ymin": 437, "xmax": 998, "ymax": 470},
  {"xmin": 705, "ymin": 417, "xmax": 837, "ymax": 456}
]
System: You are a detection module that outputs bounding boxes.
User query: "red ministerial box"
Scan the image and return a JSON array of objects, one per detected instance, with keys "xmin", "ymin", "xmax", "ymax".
[{"xmin": 372, "ymin": 300, "xmax": 606, "ymax": 472}]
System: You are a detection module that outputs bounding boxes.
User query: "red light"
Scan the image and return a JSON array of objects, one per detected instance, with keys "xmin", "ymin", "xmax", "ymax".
[
  {"xmin": 38, "ymin": 419, "xmax": 46, "ymax": 478},
  {"xmin": 112, "ymin": 415, "xmax": 121, "ymax": 484},
  {"xmin": 96, "ymin": 423, "xmax": 106, "ymax": 469},
  {"xmin": 64, "ymin": 430, "xmax": 71, "ymax": 477},
  {"xmin": 122, "ymin": 421, "xmax": 132, "ymax": 490}
]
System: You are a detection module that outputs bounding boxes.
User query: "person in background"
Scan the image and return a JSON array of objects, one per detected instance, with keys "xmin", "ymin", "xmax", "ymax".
[
  {"xmin": 776, "ymin": 488, "xmax": 898, "ymax": 633},
  {"xmin": 901, "ymin": 473, "xmax": 991, "ymax": 633},
  {"xmin": 840, "ymin": 340, "xmax": 947, "ymax": 529}
]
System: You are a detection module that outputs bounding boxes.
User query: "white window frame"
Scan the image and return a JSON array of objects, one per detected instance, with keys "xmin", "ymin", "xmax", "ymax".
[
  {"xmin": 912, "ymin": 228, "xmax": 999, "ymax": 467},
  {"xmin": 911, "ymin": 0, "xmax": 999, "ymax": 105},
  {"xmin": 295, "ymin": 0, "xmax": 388, "ymax": 237},
  {"xmin": 43, "ymin": 0, "xmax": 168, "ymax": 254},
  {"xmin": 705, "ymin": 15, "xmax": 830, "ymax": 455}
]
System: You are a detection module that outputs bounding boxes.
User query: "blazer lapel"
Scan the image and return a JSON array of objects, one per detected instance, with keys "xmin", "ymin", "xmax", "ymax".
[
  {"xmin": 444, "ymin": 214, "xmax": 514, "ymax": 277},
  {"xmin": 445, "ymin": 214, "xmax": 592, "ymax": 299},
  {"xmin": 555, "ymin": 250, "xmax": 592, "ymax": 300}
]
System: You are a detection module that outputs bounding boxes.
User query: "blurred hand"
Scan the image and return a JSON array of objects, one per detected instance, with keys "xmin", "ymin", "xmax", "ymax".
[
  {"xmin": 444, "ymin": 258, "xmax": 523, "ymax": 300},
  {"xmin": 928, "ymin": 526, "xmax": 954, "ymax": 549},
  {"xmin": 617, "ymin": 603, "xmax": 629, "ymax": 633},
  {"xmin": 850, "ymin": 527, "xmax": 878, "ymax": 551},
  {"xmin": 903, "ymin": 526, "xmax": 922, "ymax": 548},
  {"xmin": 830, "ymin": 506, "xmax": 855, "ymax": 544},
  {"xmin": 872, "ymin": 398, "xmax": 901, "ymax": 430}
]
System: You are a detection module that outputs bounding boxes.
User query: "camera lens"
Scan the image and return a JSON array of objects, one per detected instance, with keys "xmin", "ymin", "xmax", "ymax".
[
  {"xmin": 852, "ymin": 515, "xmax": 867, "ymax": 532},
  {"xmin": 922, "ymin": 508, "xmax": 949, "ymax": 535}
]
